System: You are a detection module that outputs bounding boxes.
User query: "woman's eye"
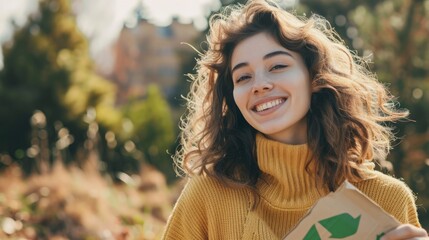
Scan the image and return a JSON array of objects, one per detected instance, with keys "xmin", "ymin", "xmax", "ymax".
[
  {"xmin": 270, "ymin": 64, "xmax": 287, "ymax": 71},
  {"xmin": 236, "ymin": 75, "xmax": 251, "ymax": 83}
]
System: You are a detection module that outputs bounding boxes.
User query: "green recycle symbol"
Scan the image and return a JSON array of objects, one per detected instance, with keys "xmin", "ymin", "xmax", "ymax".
[{"xmin": 303, "ymin": 213, "xmax": 361, "ymax": 240}]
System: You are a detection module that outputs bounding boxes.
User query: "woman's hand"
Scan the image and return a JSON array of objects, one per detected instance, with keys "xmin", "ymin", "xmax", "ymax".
[{"xmin": 381, "ymin": 224, "xmax": 428, "ymax": 240}]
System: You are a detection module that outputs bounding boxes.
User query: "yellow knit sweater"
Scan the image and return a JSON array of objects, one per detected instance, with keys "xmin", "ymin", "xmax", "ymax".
[{"xmin": 162, "ymin": 135, "xmax": 421, "ymax": 239}]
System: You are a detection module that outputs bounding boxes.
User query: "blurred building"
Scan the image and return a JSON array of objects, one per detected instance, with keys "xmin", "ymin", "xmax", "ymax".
[{"xmin": 105, "ymin": 18, "xmax": 201, "ymax": 105}]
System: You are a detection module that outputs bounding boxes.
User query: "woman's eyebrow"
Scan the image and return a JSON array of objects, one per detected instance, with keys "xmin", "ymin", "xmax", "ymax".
[
  {"xmin": 231, "ymin": 62, "xmax": 249, "ymax": 75},
  {"xmin": 263, "ymin": 50, "xmax": 295, "ymax": 60},
  {"xmin": 231, "ymin": 50, "xmax": 294, "ymax": 74}
]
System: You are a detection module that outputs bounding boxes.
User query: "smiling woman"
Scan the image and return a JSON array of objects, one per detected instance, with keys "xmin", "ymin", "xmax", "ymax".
[
  {"xmin": 161, "ymin": 0, "xmax": 429, "ymax": 239},
  {"xmin": 231, "ymin": 32, "xmax": 311, "ymax": 145}
]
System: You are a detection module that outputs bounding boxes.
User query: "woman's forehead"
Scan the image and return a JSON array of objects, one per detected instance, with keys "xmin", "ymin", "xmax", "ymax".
[{"xmin": 230, "ymin": 32, "xmax": 299, "ymax": 66}]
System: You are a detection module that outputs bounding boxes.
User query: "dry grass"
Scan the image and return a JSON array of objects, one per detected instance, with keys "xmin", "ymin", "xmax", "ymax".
[{"xmin": 0, "ymin": 154, "xmax": 178, "ymax": 240}]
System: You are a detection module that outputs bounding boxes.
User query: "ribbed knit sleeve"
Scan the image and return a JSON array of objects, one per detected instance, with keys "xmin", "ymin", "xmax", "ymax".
[
  {"xmin": 162, "ymin": 177, "xmax": 208, "ymax": 240},
  {"xmin": 355, "ymin": 171, "xmax": 421, "ymax": 228}
]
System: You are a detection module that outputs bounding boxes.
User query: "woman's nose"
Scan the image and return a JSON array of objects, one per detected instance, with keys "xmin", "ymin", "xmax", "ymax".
[{"xmin": 252, "ymin": 75, "xmax": 273, "ymax": 94}]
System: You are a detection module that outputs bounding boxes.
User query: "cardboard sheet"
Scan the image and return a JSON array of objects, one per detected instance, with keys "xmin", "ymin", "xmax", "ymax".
[{"xmin": 283, "ymin": 181, "xmax": 400, "ymax": 240}]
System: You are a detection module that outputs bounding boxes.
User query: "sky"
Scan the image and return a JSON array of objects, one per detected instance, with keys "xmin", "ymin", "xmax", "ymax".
[{"xmin": 0, "ymin": 0, "xmax": 222, "ymax": 69}]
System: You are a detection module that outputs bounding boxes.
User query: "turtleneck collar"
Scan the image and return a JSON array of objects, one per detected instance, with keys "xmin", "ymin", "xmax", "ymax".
[{"xmin": 255, "ymin": 133, "xmax": 328, "ymax": 209}]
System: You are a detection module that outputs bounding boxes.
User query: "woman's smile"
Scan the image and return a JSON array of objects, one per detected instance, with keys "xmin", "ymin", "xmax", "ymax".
[{"xmin": 253, "ymin": 97, "xmax": 287, "ymax": 113}]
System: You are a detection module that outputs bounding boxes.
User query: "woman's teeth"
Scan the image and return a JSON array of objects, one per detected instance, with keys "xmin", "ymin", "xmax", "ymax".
[{"xmin": 255, "ymin": 98, "xmax": 285, "ymax": 112}]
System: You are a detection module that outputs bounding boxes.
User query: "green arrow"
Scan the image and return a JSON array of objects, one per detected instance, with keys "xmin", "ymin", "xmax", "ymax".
[
  {"xmin": 376, "ymin": 232, "xmax": 385, "ymax": 240},
  {"xmin": 319, "ymin": 213, "xmax": 361, "ymax": 238},
  {"xmin": 303, "ymin": 224, "xmax": 321, "ymax": 240}
]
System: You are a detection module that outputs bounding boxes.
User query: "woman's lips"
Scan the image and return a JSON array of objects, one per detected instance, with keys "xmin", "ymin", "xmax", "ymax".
[{"xmin": 253, "ymin": 98, "xmax": 287, "ymax": 112}]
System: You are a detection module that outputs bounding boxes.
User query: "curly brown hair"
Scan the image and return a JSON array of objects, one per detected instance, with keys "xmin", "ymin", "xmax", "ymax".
[{"xmin": 174, "ymin": 0, "xmax": 408, "ymax": 192}]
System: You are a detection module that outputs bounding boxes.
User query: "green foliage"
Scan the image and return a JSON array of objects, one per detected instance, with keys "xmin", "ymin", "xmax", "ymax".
[
  {"xmin": 124, "ymin": 85, "xmax": 176, "ymax": 180},
  {"xmin": 0, "ymin": 0, "xmax": 178, "ymax": 182},
  {"xmin": 0, "ymin": 0, "xmax": 121, "ymax": 165}
]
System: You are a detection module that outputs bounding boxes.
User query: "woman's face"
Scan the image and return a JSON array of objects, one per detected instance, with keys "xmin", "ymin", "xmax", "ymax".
[{"xmin": 230, "ymin": 32, "xmax": 311, "ymax": 144}]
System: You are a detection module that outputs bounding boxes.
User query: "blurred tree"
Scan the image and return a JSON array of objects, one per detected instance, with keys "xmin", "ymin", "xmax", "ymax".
[
  {"xmin": 123, "ymin": 84, "xmax": 176, "ymax": 181},
  {"xmin": 0, "ymin": 0, "xmax": 122, "ymax": 172}
]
